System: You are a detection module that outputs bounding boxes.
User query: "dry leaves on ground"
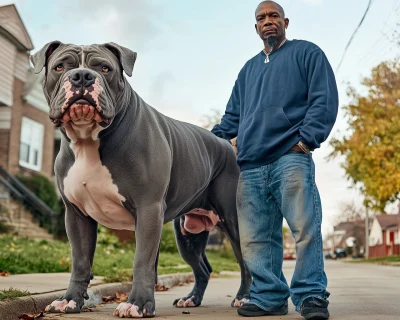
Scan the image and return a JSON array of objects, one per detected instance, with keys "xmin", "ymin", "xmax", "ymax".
[
  {"xmin": 155, "ymin": 284, "xmax": 169, "ymax": 291},
  {"xmin": 115, "ymin": 292, "xmax": 129, "ymax": 302},
  {"xmin": 0, "ymin": 272, "xmax": 11, "ymax": 277},
  {"xmin": 18, "ymin": 312, "xmax": 44, "ymax": 320},
  {"xmin": 102, "ymin": 295, "xmax": 115, "ymax": 303}
]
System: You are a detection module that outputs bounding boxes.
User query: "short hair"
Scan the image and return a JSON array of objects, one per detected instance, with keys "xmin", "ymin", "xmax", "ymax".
[{"xmin": 255, "ymin": 1, "xmax": 285, "ymax": 18}]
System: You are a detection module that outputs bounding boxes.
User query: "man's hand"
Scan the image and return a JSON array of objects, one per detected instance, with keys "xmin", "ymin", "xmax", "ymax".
[{"xmin": 230, "ymin": 137, "xmax": 238, "ymax": 154}]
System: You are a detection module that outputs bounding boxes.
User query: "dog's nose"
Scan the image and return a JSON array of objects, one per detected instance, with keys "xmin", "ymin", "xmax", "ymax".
[{"xmin": 69, "ymin": 69, "xmax": 95, "ymax": 87}]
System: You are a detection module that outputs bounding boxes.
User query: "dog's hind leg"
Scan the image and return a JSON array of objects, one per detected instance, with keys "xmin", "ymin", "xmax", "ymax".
[
  {"xmin": 207, "ymin": 154, "xmax": 252, "ymax": 308},
  {"xmin": 172, "ymin": 216, "xmax": 212, "ymax": 308}
]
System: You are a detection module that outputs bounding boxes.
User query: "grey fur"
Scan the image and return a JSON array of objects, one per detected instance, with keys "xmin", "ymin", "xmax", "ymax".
[{"xmin": 32, "ymin": 42, "xmax": 250, "ymax": 317}]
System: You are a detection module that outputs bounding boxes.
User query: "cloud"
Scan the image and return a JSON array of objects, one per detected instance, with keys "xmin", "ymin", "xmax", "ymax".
[{"xmin": 55, "ymin": 0, "xmax": 171, "ymax": 50}]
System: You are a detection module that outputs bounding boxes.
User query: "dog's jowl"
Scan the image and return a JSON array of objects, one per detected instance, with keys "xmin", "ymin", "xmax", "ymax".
[{"xmin": 30, "ymin": 41, "xmax": 251, "ymax": 318}]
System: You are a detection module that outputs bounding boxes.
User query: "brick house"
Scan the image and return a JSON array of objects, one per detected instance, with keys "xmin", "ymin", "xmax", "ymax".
[
  {"xmin": 0, "ymin": 4, "xmax": 54, "ymax": 178},
  {"xmin": 369, "ymin": 214, "xmax": 400, "ymax": 258},
  {"xmin": 0, "ymin": 4, "xmax": 57, "ymax": 239}
]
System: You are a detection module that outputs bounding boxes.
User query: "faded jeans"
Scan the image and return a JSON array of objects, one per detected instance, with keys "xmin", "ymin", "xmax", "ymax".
[{"xmin": 237, "ymin": 150, "xmax": 329, "ymax": 312}]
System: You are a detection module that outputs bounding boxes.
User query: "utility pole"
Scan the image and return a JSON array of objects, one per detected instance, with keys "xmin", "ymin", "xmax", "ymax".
[{"xmin": 365, "ymin": 204, "xmax": 369, "ymax": 259}]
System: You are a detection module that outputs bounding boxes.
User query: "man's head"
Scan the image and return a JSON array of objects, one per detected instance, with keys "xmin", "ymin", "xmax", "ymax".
[
  {"xmin": 255, "ymin": 1, "xmax": 289, "ymax": 48},
  {"xmin": 30, "ymin": 42, "xmax": 136, "ymax": 141}
]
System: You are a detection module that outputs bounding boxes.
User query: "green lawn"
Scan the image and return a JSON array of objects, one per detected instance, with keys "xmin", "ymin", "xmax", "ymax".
[
  {"xmin": 0, "ymin": 288, "xmax": 30, "ymax": 301},
  {"xmin": 0, "ymin": 234, "xmax": 240, "ymax": 283},
  {"xmin": 348, "ymin": 255, "xmax": 400, "ymax": 266}
]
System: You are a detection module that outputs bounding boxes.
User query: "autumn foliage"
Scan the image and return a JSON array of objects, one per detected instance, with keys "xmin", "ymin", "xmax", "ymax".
[{"xmin": 330, "ymin": 60, "xmax": 400, "ymax": 211}]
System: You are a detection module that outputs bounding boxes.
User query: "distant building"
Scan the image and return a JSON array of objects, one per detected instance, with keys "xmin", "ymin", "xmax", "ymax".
[
  {"xmin": 333, "ymin": 220, "xmax": 365, "ymax": 253},
  {"xmin": 0, "ymin": 4, "xmax": 54, "ymax": 178},
  {"xmin": 0, "ymin": 4, "xmax": 57, "ymax": 239},
  {"xmin": 369, "ymin": 214, "xmax": 400, "ymax": 258}
]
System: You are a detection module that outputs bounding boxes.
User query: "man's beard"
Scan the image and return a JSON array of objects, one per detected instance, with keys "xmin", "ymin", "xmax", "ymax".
[{"xmin": 266, "ymin": 36, "xmax": 278, "ymax": 49}]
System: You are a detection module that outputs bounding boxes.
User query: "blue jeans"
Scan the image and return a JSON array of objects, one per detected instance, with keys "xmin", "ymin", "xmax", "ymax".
[{"xmin": 237, "ymin": 151, "xmax": 329, "ymax": 312}]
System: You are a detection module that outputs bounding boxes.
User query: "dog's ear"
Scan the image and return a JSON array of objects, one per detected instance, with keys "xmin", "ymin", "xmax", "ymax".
[
  {"xmin": 30, "ymin": 40, "xmax": 62, "ymax": 74},
  {"xmin": 104, "ymin": 42, "xmax": 137, "ymax": 77}
]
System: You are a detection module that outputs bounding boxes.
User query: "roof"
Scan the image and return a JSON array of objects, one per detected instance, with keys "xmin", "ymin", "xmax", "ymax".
[
  {"xmin": 375, "ymin": 214, "xmax": 400, "ymax": 231},
  {"xmin": 0, "ymin": 4, "xmax": 33, "ymax": 50},
  {"xmin": 334, "ymin": 220, "xmax": 364, "ymax": 232}
]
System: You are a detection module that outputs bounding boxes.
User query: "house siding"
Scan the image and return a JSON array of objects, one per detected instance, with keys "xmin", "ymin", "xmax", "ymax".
[
  {"xmin": 0, "ymin": 35, "xmax": 16, "ymax": 106},
  {"xmin": 369, "ymin": 218, "xmax": 382, "ymax": 246},
  {"xmin": 14, "ymin": 51, "xmax": 29, "ymax": 82}
]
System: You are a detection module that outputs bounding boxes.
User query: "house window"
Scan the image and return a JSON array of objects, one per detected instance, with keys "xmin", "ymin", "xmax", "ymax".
[{"xmin": 19, "ymin": 117, "xmax": 44, "ymax": 171}]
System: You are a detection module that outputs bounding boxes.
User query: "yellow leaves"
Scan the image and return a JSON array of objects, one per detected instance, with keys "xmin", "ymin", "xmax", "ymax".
[{"xmin": 330, "ymin": 59, "xmax": 400, "ymax": 211}]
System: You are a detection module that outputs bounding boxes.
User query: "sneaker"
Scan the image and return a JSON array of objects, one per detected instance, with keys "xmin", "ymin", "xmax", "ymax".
[
  {"xmin": 300, "ymin": 296, "xmax": 330, "ymax": 320},
  {"xmin": 237, "ymin": 301, "xmax": 288, "ymax": 317}
]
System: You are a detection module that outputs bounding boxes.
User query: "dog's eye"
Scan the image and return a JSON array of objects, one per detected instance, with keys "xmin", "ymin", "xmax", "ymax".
[
  {"xmin": 102, "ymin": 66, "xmax": 110, "ymax": 73},
  {"xmin": 55, "ymin": 64, "xmax": 64, "ymax": 72}
]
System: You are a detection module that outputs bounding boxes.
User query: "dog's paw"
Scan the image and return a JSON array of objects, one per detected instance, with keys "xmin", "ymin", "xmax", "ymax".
[
  {"xmin": 45, "ymin": 299, "xmax": 80, "ymax": 313},
  {"xmin": 231, "ymin": 297, "xmax": 249, "ymax": 308},
  {"xmin": 173, "ymin": 295, "xmax": 201, "ymax": 308},
  {"xmin": 113, "ymin": 302, "xmax": 156, "ymax": 318}
]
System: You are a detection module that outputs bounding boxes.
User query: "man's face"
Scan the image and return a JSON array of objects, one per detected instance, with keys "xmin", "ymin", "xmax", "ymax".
[{"xmin": 255, "ymin": 2, "xmax": 289, "ymax": 43}]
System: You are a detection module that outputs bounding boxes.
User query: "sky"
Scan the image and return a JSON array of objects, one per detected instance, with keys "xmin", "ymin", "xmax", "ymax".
[{"xmin": 1, "ymin": 0, "xmax": 400, "ymax": 236}]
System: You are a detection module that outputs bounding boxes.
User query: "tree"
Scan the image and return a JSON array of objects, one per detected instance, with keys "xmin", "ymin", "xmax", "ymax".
[
  {"xmin": 335, "ymin": 201, "xmax": 365, "ymax": 225},
  {"xmin": 329, "ymin": 59, "xmax": 400, "ymax": 212},
  {"xmin": 200, "ymin": 108, "xmax": 222, "ymax": 130}
]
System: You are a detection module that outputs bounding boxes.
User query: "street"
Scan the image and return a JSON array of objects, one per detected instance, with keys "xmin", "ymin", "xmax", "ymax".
[{"xmin": 44, "ymin": 260, "xmax": 400, "ymax": 319}]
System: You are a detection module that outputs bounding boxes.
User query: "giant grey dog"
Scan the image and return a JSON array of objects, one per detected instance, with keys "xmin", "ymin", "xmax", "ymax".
[{"xmin": 30, "ymin": 41, "xmax": 251, "ymax": 318}]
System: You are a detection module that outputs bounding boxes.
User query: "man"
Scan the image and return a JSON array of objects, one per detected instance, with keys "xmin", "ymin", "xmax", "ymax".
[{"xmin": 211, "ymin": 1, "xmax": 338, "ymax": 319}]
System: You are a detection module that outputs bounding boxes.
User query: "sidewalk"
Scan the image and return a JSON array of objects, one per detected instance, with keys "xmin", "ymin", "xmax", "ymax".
[
  {"xmin": 0, "ymin": 272, "xmax": 193, "ymax": 320},
  {"xmin": 16, "ymin": 260, "xmax": 400, "ymax": 320},
  {"xmin": 1, "ymin": 261, "xmax": 400, "ymax": 320}
]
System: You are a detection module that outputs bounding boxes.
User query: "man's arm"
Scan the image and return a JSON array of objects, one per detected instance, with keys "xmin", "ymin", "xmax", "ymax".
[
  {"xmin": 211, "ymin": 79, "xmax": 241, "ymax": 141},
  {"xmin": 299, "ymin": 48, "xmax": 339, "ymax": 150}
]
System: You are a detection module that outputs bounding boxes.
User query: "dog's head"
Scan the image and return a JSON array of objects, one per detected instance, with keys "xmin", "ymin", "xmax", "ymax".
[{"xmin": 30, "ymin": 41, "xmax": 136, "ymax": 140}]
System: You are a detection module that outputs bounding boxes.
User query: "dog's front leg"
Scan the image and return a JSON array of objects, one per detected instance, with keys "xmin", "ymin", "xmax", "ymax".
[
  {"xmin": 46, "ymin": 201, "xmax": 97, "ymax": 313},
  {"xmin": 114, "ymin": 204, "xmax": 163, "ymax": 318}
]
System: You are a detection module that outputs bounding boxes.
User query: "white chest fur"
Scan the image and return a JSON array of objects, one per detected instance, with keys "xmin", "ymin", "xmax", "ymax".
[{"xmin": 63, "ymin": 138, "xmax": 135, "ymax": 231}]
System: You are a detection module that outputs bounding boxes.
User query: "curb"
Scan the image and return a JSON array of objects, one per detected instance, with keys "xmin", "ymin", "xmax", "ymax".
[{"xmin": 0, "ymin": 273, "xmax": 193, "ymax": 320}]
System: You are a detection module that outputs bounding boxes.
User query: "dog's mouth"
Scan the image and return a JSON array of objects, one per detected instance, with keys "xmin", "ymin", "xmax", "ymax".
[{"xmin": 51, "ymin": 97, "xmax": 111, "ymax": 128}]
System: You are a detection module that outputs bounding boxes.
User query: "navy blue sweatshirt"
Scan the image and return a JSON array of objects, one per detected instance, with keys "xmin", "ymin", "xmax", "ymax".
[{"xmin": 211, "ymin": 40, "xmax": 338, "ymax": 171}]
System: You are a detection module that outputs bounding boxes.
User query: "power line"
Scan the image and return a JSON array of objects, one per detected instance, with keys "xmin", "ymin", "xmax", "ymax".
[{"xmin": 336, "ymin": 0, "xmax": 375, "ymax": 73}]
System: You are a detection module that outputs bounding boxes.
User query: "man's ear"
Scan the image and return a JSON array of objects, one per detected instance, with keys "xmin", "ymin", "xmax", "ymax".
[
  {"xmin": 30, "ymin": 40, "xmax": 62, "ymax": 74},
  {"xmin": 284, "ymin": 18, "xmax": 289, "ymax": 29},
  {"xmin": 104, "ymin": 42, "xmax": 137, "ymax": 77}
]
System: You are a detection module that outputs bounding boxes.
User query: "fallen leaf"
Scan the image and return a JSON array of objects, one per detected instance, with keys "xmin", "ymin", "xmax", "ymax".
[
  {"xmin": 18, "ymin": 312, "xmax": 44, "ymax": 319},
  {"xmin": 82, "ymin": 306, "xmax": 94, "ymax": 312},
  {"xmin": 0, "ymin": 272, "xmax": 10, "ymax": 277},
  {"xmin": 155, "ymin": 284, "xmax": 169, "ymax": 292},
  {"xmin": 102, "ymin": 295, "xmax": 115, "ymax": 303},
  {"xmin": 115, "ymin": 292, "xmax": 129, "ymax": 302}
]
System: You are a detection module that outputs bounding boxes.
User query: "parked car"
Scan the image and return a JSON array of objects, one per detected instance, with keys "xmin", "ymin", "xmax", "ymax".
[
  {"xmin": 324, "ymin": 251, "xmax": 336, "ymax": 260},
  {"xmin": 283, "ymin": 252, "xmax": 296, "ymax": 260},
  {"xmin": 334, "ymin": 248, "xmax": 347, "ymax": 259}
]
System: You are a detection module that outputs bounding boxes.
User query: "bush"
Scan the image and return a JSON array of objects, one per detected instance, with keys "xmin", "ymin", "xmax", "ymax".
[
  {"xmin": 0, "ymin": 221, "xmax": 11, "ymax": 234},
  {"xmin": 97, "ymin": 225, "xmax": 121, "ymax": 248},
  {"xmin": 160, "ymin": 223, "xmax": 178, "ymax": 254},
  {"xmin": 17, "ymin": 173, "xmax": 60, "ymax": 213},
  {"xmin": 16, "ymin": 172, "xmax": 65, "ymax": 237}
]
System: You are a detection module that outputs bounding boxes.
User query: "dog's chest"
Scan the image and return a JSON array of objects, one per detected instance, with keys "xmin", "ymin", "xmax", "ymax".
[{"xmin": 63, "ymin": 140, "xmax": 135, "ymax": 230}]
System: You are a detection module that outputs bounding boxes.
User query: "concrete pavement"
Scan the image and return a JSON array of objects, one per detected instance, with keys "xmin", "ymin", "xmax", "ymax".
[{"xmin": 36, "ymin": 260, "xmax": 400, "ymax": 320}]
